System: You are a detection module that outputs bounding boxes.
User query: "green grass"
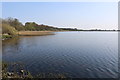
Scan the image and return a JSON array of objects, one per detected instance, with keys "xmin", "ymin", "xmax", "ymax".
[{"xmin": 2, "ymin": 35, "xmax": 12, "ymax": 40}]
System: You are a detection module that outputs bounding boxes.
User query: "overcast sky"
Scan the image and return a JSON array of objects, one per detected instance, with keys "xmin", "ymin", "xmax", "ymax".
[{"xmin": 2, "ymin": 2, "xmax": 118, "ymax": 30}]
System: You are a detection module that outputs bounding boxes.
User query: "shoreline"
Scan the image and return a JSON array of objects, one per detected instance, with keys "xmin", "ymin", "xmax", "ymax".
[
  {"xmin": 18, "ymin": 31, "xmax": 55, "ymax": 36},
  {"xmin": 2, "ymin": 31, "xmax": 64, "ymax": 40},
  {"xmin": 2, "ymin": 30, "xmax": 118, "ymax": 40}
]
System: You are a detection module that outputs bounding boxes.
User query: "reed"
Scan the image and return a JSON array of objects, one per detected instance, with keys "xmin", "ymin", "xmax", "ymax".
[{"xmin": 18, "ymin": 31, "xmax": 55, "ymax": 36}]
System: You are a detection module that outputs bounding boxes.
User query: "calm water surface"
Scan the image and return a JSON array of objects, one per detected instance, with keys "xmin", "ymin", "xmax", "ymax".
[{"xmin": 2, "ymin": 32, "xmax": 118, "ymax": 78}]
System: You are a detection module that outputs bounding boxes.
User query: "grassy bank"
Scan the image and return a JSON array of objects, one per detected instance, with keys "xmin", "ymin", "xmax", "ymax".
[
  {"xmin": 2, "ymin": 35, "xmax": 12, "ymax": 40},
  {"xmin": 18, "ymin": 31, "xmax": 55, "ymax": 36},
  {"xmin": 2, "ymin": 31, "xmax": 55, "ymax": 40}
]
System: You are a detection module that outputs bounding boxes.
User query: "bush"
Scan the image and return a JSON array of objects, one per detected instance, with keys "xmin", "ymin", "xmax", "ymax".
[
  {"xmin": 2, "ymin": 18, "xmax": 25, "ymax": 31},
  {"xmin": 2, "ymin": 23, "xmax": 18, "ymax": 36},
  {"xmin": 2, "ymin": 35, "xmax": 12, "ymax": 39}
]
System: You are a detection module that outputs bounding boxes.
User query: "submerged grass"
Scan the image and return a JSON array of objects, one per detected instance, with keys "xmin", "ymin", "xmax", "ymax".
[
  {"xmin": 2, "ymin": 62, "xmax": 33, "ymax": 79},
  {"xmin": 2, "ymin": 62, "xmax": 66, "ymax": 79}
]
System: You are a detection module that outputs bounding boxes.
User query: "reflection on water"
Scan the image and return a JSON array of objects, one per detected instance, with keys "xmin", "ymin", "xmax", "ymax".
[
  {"xmin": 2, "ymin": 37, "xmax": 20, "ymax": 55},
  {"xmin": 2, "ymin": 32, "xmax": 118, "ymax": 78}
]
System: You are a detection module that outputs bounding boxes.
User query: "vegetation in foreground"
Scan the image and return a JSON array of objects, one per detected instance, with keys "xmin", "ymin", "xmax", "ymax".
[
  {"xmin": 2, "ymin": 62, "xmax": 33, "ymax": 79},
  {"xmin": 2, "ymin": 62, "xmax": 66, "ymax": 79}
]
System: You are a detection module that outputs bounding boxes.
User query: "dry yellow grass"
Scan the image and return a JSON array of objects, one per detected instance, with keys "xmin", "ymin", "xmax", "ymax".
[{"xmin": 18, "ymin": 31, "xmax": 55, "ymax": 36}]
